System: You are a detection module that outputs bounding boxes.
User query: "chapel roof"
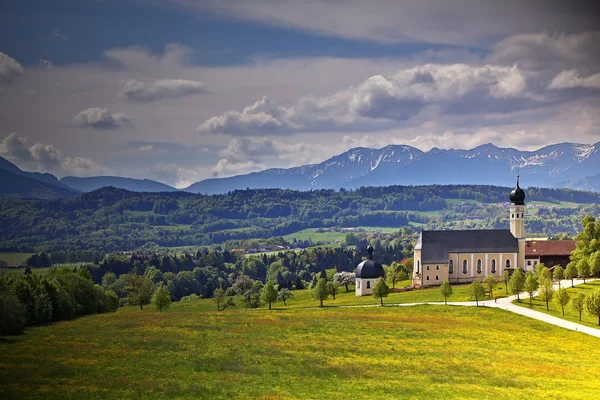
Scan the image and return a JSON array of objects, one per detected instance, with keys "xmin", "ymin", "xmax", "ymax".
[
  {"xmin": 355, "ymin": 245, "xmax": 385, "ymax": 279},
  {"xmin": 417, "ymin": 229, "xmax": 519, "ymax": 263}
]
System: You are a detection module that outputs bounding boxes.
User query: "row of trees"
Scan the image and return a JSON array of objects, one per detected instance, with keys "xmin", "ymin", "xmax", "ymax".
[{"xmin": 0, "ymin": 268, "xmax": 118, "ymax": 335}]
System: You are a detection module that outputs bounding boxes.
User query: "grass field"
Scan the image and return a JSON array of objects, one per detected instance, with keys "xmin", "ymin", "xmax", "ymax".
[
  {"xmin": 513, "ymin": 280, "xmax": 600, "ymax": 329},
  {"xmin": 0, "ymin": 267, "xmax": 56, "ymax": 276},
  {"xmin": 283, "ymin": 227, "xmax": 401, "ymax": 244},
  {"xmin": 2, "ymin": 296, "xmax": 600, "ymax": 399},
  {"xmin": 0, "ymin": 252, "xmax": 34, "ymax": 265}
]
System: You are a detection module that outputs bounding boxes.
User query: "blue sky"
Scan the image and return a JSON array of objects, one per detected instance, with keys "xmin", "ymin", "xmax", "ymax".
[{"xmin": 0, "ymin": 1, "xmax": 599, "ymax": 187}]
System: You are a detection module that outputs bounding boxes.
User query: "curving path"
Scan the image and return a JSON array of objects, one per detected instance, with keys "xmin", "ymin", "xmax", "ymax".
[{"xmin": 341, "ymin": 278, "xmax": 600, "ymax": 339}]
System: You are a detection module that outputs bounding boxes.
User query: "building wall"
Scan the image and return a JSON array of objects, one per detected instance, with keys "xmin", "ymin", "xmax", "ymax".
[
  {"xmin": 412, "ymin": 249, "xmax": 422, "ymax": 286},
  {"xmin": 355, "ymin": 278, "xmax": 377, "ymax": 296},
  {"xmin": 510, "ymin": 204, "xmax": 526, "ymax": 239},
  {"xmin": 421, "ymin": 251, "xmax": 519, "ymax": 287}
]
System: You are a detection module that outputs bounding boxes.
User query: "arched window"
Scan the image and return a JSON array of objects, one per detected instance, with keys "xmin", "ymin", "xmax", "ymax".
[
  {"xmin": 506, "ymin": 259, "xmax": 511, "ymax": 269},
  {"xmin": 366, "ymin": 281, "xmax": 371, "ymax": 289},
  {"xmin": 512, "ymin": 213, "xmax": 514, "ymax": 218},
  {"xmin": 436, "ymin": 265, "xmax": 440, "ymax": 270},
  {"xmin": 449, "ymin": 260, "xmax": 454, "ymax": 274},
  {"xmin": 417, "ymin": 261, "xmax": 420, "ymax": 274},
  {"xmin": 426, "ymin": 276, "xmax": 429, "ymax": 281},
  {"xmin": 357, "ymin": 280, "xmax": 360, "ymax": 289},
  {"xmin": 491, "ymin": 259, "xmax": 496, "ymax": 274},
  {"xmin": 477, "ymin": 259, "xmax": 482, "ymax": 274},
  {"xmin": 462, "ymin": 260, "xmax": 468, "ymax": 274},
  {"xmin": 426, "ymin": 265, "xmax": 430, "ymax": 270},
  {"xmin": 435, "ymin": 275, "xmax": 439, "ymax": 280}
]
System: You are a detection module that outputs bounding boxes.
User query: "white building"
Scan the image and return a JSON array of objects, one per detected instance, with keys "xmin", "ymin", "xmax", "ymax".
[{"xmin": 355, "ymin": 245, "xmax": 385, "ymax": 296}]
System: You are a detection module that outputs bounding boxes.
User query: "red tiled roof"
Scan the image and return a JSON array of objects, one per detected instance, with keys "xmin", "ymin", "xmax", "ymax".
[{"xmin": 525, "ymin": 240, "xmax": 576, "ymax": 257}]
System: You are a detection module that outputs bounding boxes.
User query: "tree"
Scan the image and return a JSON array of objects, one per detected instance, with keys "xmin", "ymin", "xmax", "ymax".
[
  {"xmin": 534, "ymin": 264, "xmax": 551, "ymax": 282},
  {"xmin": 123, "ymin": 274, "xmax": 154, "ymax": 310},
  {"xmin": 553, "ymin": 266, "xmax": 565, "ymax": 289},
  {"xmin": 327, "ymin": 281, "xmax": 339, "ymax": 300},
  {"xmin": 261, "ymin": 281, "xmax": 279, "ymax": 310},
  {"xmin": 372, "ymin": 278, "xmax": 389, "ymax": 306},
  {"xmin": 585, "ymin": 290, "xmax": 600, "ymax": 326},
  {"xmin": 524, "ymin": 273, "xmax": 538, "ymax": 306},
  {"xmin": 277, "ymin": 288, "xmax": 294, "ymax": 306},
  {"xmin": 439, "ymin": 281, "xmax": 453, "ymax": 305},
  {"xmin": 571, "ymin": 293, "xmax": 586, "ymax": 321},
  {"xmin": 312, "ymin": 278, "xmax": 329, "ymax": 307},
  {"xmin": 577, "ymin": 259, "xmax": 591, "ymax": 284},
  {"xmin": 152, "ymin": 285, "xmax": 172, "ymax": 313},
  {"xmin": 509, "ymin": 268, "xmax": 525, "ymax": 302},
  {"xmin": 333, "ymin": 271, "xmax": 355, "ymax": 292},
  {"xmin": 565, "ymin": 262, "xmax": 578, "ymax": 287},
  {"xmin": 538, "ymin": 277, "xmax": 554, "ymax": 312},
  {"xmin": 501, "ymin": 270, "xmax": 510, "ymax": 294},
  {"xmin": 590, "ymin": 251, "xmax": 600, "ymax": 277},
  {"xmin": 554, "ymin": 288, "xmax": 570, "ymax": 316},
  {"xmin": 388, "ymin": 262, "xmax": 408, "ymax": 288},
  {"xmin": 482, "ymin": 276, "xmax": 497, "ymax": 298},
  {"xmin": 467, "ymin": 281, "xmax": 485, "ymax": 306},
  {"xmin": 213, "ymin": 288, "xmax": 235, "ymax": 312}
]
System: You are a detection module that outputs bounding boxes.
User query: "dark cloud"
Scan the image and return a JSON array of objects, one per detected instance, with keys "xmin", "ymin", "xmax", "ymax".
[{"xmin": 72, "ymin": 108, "xmax": 130, "ymax": 129}]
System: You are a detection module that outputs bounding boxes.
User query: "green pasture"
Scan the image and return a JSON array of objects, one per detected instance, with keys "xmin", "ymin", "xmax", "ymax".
[
  {"xmin": 283, "ymin": 226, "xmax": 401, "ymax": 243},
  {"xmin": 0, "ymin": 252, "xmax": 34, "ymax": 265},
  {"xmin": 2, "ymin": 296, "xmax": 600, "ymax": 399},
  {"xmin": 513, "ymin": 280, "xmax": 600, "ymax": 329},
  {"xmin": 0, "ymin": 267, "xmax": 56, "ymax": 276}
]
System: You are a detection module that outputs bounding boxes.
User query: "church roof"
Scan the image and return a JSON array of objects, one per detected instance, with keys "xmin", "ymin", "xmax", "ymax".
[
  {"xmin": 355, "ymin": 245, "xmax": 385, "ymax": 279},
  {"xmin": 525, "ymin": 240, "xmax": 576, "ymax": 257},
  {"xmin": 418, "ymin": 229, "xmax": 519, "ymax": 263}
]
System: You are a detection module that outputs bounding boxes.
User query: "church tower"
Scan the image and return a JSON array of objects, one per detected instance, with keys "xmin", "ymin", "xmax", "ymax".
[{"xmin": 509, "ymin": 175, "xmax": 526, "ymax": 269}]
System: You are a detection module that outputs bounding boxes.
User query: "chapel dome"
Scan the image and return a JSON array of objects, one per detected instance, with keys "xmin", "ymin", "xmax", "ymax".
[
  {"xmin": 355, "ymin": 245, "xmax": 385, "ymax": 279},
  {"xmin": 509, "ymin": 175, "xmax": 526, "ymax": 205}
]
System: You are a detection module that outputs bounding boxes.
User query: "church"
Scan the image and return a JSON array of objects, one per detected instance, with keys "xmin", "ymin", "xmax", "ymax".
[{"xmin": 412, "ymin": 177, "xmax": 529, "ymax": 287}]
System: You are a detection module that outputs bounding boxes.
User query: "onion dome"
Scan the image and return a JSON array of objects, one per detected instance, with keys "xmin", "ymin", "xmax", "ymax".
[
  {"xmin": 509, "ymin": 175, "xmax": 526, "ymax": 205},
  {"xmin": 355, "ymin": 245, "xmax": 385, "ymax": 279}
]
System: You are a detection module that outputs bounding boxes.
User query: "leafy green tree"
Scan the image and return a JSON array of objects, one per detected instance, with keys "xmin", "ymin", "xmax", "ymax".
[
  {"xmin": 553, "ymin": 266, "xmax": 565, "ymax": 289},
  {"xmin": 524, "ymin": 273, "xmax": 538, "ymax": 306},
  {"xmin": 577, "ymin": 259, "xmax": 591, "ymax": 284},
  {"xmin": 509, "ymin": 268, "xmax": 525, "ymax": 302},
  {"xmin": 372, "ymin": 278, "xmax": 389, "ymax": 306},
  {"xmin": 590, "ymin": 251, "xmax": 600, "ymax": 277},
  {"xmin": 277, "ymin": 288, "xmax": 294, "ymax": 306},
  {"xmin": 501, "ymin": 270, "xmax": 510, "ymax": 294},
  {"xmin": 585, "ymin": 290, "xmax": 600, "ymax": 326},
  {"xmin": 439, "ymin": 281, "xmax": 452, "ymax": 305},
  {"xmin": 213, "ymin": 288, "xmax": 235, "ymax": 312},
  {"xmin": 104, "ymin": 290, "xmax": 119, "ymax": 312},
  {"xmin": 565, "ymin": 263, "xmax": 578, "ymax": 287},
  {"xmin": 482, "ymin": 276, "xmax": 497, "ymax": 298},
  {"xmin": 554, "ymin": 288, "xmax": 570, "ymax": 316},
  {"xmin": 152, "ymin": 285, "xmax": 172, "ymax": 313},
  {"xmin": 123, "ymin": 274, "xmax": 154, "ymax": 310},
  {"xmin": 312, "ymin": 278, "xmax": 329, "ymax": 307},
  {"xmin": 261, "ymin": 281, "xmax": 279, "ymax": 310},
  {"xmin": 538, "ymin": 277, "xmax": 554, "ymax": 311},
  {"xmin": 388, "ymin": 261, "xmax": 408, "ymax": 288},
  {"xmin": 534, "ymin": 264, "xmax": 551, "ymax": 281},
  {"xmin": 0, "ymin": 289, "xmax": 25, "ymax": 335},
  {"xmin": 571, "ymin": 293, "xmax": 586, "ymax": 321},
  {"xmin": 327, "ymin": 281, "xmax": 340, "ymax": 300},
  {"xmin": 467, "ymin": 281, "xmax": 485, "ymax": 306}
]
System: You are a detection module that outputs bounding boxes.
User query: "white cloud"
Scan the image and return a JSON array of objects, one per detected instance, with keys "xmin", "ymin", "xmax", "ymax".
[
  {"xmin": 198, "ymin": 63, "xmax": 527, "ymax": 135},
  {"xmin": 0, "ymin": 52, "xmax": 24, "ymax": 83},
  {"xmin": 0, "ymin": 133, "xmax": 108, "ymax": 176},
  {"xmin": 119, "ymin": 78, "xmax": 205, "ymax": 102},
  {"xmin": 211, "ymin": 159, "xmax": 265, "ymax": 178},
  {"xmin": 138, "ymin": 145, "xmax": 153, "ymax": 152},
  {"xmin": 548, "ymin": 70, "xmax": 600, "ymax": 90},
  {"xmin": 73, "ymin": 108, "xmax": 130, "ymax": 129}
]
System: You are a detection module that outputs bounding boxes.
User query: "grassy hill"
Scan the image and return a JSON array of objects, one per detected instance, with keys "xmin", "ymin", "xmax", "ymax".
[{"xmin": 1, "ymin": 295, "xmax": 599, "ymax": 399}]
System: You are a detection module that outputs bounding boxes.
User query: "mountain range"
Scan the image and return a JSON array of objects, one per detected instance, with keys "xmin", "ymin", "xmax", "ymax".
[{"xmin": 1, "ymin": 141, "xmax": 599, "ymax": 199}]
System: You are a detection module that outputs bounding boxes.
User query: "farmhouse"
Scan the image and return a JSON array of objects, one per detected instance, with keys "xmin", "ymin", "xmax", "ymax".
[{"xmin": 412, "ymin": 176, "xmax": 573, "ymax": 287}]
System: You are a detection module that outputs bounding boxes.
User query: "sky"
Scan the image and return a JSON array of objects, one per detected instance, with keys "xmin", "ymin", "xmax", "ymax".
[{"xmin": 0, "ymin": 0, "xmax": 599, "ymax": 188}]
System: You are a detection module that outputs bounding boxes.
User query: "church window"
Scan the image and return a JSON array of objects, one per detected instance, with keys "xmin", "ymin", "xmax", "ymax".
[
  {"xmin": 449, "ymin": 260, "xmax": 454, "ymax": 274},
  {"xmin": 357, "ymin": 280, "xmax": 360, "ymax": 289},
  {"xmin": 512, "ymin": 214, "xmax": 514, "ymax": 218},
  {"xmin": 426, "ymin": 276, "xmax": 429, "ymax": 281},
  {"xmin": 506, "ymin": 259, "xmax": 511, "ymax": 269},
  {"xmin": 436, "ymin": 265, "xmax": 440, "ymax": 270},
  {"xmin": 366, "ymin": 281, "xmax": 371, "ymax": 289},
  {"xmin": 491, "ymin": 259, "xmax": 496, "ymax": 274},
  {"xmin": 417, "ymin": 261, "xmax": 420, "ymax": 274},
  {"xmin": 436, "ymin": 275, "xmax": 439, "ymax": 280},
  {"xmin": 426, "ymin": 265, "xmax": 430, "ymax": 270},
  {"xmin": 477, "ymin": 259, "xmax": 482, "ymax": 274},
  {"xmin": 462, "ymin": 260, "xmax": 468, "ymax": 274}
]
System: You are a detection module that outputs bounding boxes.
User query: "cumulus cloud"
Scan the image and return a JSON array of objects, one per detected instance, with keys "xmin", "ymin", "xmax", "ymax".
[
  {"xmin": 0, "ymin": 133, "xmax": 107, "ymax": 176},
  {"xmin": 548, "ymin": 70, "xmax": 600, "ymax": 90},
  {"xmin": 138, "ymin": 145, "xmax": 153, "ymax": 152},
  {"xmin": 0, "ymin": 52, "xmax": 24, "ymax": 83},
  {"xmin": 119, "ymin": 79, "xmax": 205, "ymax": 102},
  {"xmin": 219, "ymin": 137, "xmax": 326, "ymax": 166},
  {"xmin": 198, "ymin": 63, "xmax": 527, "ymax": 135},
  {"xmin": 73, "ymin": 108, "xmax": 130, "ymax": 129}
]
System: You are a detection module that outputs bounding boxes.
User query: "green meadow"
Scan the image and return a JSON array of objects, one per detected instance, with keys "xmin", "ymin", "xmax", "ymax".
[
  {"xmin": 0, "ymin": 252, "xmax": 34, "ymax": 265},
  {"xmin": 513, "ymin": 280, "xmax": 600, "ymax": 329},
  {"xmin": 2, "ymin": 297, "xmax": 600, "ymax": 400}
]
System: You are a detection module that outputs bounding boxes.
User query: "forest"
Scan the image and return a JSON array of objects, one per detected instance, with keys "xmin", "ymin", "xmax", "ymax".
[{"xmin": 0, "ymin": 184, "xmax": 598, "ymax": 253}]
